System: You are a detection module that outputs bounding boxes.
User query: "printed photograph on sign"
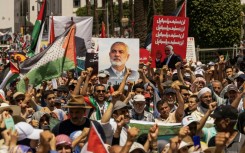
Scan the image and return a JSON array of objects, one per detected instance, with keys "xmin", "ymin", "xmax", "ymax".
[
  {"xmin": 87, "ymin": 37, "xmax": 99, "ymax": 53},
  {"xmin": 98, "ymin": 38, "xmax": 140, "ymax": 85}
]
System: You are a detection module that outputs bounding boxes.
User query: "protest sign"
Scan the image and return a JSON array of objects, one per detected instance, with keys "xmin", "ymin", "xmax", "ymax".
[
  {"xmin": 98, "ymin": 38, "xmax": 139, "ymax": 85},
  {"xmin": 140, "ymin": 48, "xmax": 150, "ymax": 64},
  {"xmin": 151, "ymin": 16, "xmax": 189, "ymax": 67},
  {"xmin": 186, "ymin": 37, "xmax": 197, "ymax": 62}
]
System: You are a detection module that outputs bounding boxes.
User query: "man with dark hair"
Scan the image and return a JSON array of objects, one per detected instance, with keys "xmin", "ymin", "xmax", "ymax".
[
  {"xmin": 225, "ymin": 66, "xmax": 235, "ymax": 79},
  {"xmin": 56, "ymin": 85, "xmax": 70, "ymax": 104},
  {"xmin": 42, "ymin": 90, "xmax": 56, "ymax": 111},
  {"xmin": 211, "ymin": 80, "xmax": 223, "ymax": 96},
  {"xmin": 132, "ymin": 83, "xmax": 145, "ymax": 95},
  {"xmin": 208, "ymin": 105, "xmax": 245, "ymax": 153},
  {"xmin": 101, "ymin": 91, "xmax": 132, "ymax": 146},
  {"xmin": 179, "ymin": 85, "xmax": 190, "ymax": 103},
  {"xmin": 88, "ymin": 84, "xmax": 110, "ymax": 121},
  {"xmin": 184, "ymin": 95, "xmax": 199, "ymax": 116},
  {"xmin": 52, "ymin": 94, "xmax": 92, "ymax": 136},
  {"xmin": 155, "ymin": 85, "xmax": 184, "ymax": 123},
  {"xmin": 236, "ymin": 74, "xmax": 245, "ymax": 90}
]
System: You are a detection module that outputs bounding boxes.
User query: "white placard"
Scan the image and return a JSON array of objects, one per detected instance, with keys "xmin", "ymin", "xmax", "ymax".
[{"xmin": 186, "ymin": 37, "xmax": 196, "ymax": 62}]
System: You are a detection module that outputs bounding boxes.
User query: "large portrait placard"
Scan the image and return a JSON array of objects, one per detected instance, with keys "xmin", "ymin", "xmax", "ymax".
[{"xmin": 98, "ymin": 38, "xmax": 139, "ymax": 85}]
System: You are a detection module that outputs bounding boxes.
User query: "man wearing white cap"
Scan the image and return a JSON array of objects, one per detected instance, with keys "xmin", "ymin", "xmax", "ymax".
[
  {"xmin": 191, "ymin": 87, "xmax": 217, "ymax": 122},
  {"xmin": 129, "ymin": 95, "xmax": 154, "ymax": 122},
  {"xmin": 98, "ymin": 70, "xmax": 110, "ymax": 85}
]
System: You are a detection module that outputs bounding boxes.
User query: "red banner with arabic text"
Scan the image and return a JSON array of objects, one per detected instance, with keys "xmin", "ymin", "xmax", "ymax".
[
  {"xmin": 140, "ymin": 48, "xmax": 150, "ymax": 64},
  {"xmin": 151, "ymin": 16, "xmax": 189, "ymax": 67}
]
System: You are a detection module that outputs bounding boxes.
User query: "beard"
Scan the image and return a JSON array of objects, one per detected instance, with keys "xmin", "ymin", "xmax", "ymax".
[
  {"xmin": 110, "ymin": 59, "xmax": 123, "ymax": 66},
  {"xmin": 70, "ymin": 117, "xmax": 83, "ymax": 125},
  {"xmin": 134, "ymin": 108, "xmax": 144, "ymax": 114}
]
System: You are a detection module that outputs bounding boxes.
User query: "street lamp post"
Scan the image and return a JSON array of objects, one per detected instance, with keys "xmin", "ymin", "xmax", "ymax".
[{"xmin": 24, "ymin": 12, "xmax": 28, "ymax": 35}]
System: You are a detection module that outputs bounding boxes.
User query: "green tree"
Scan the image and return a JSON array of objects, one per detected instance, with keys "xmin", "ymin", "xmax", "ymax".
[
  {"xmin": 76, "ymin": 7, "xmax": 87, "ymax": 16},
  {"xmin": 187, "ymin": 0, "xmax": 242, "ymax": 48},
  {"xmin": 242, "ymin": 4, "xmax": 245, "ymax": 13},
  {"xmin": 134, "ymin": 0, "xmax": 148, "ymax": 47}
]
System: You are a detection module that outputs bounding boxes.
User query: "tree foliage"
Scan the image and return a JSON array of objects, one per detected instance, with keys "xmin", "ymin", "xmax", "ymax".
[
  {"xmin": 187, "ymin": 0, "xmax": 242, "ymax": 48},
  {"xmin": 76, "ymin": 7, "xmax": 87, "ymax": 16},
  {"xmin": 242, "ymin": 4, "xmax": 245, "ymax": 13},
  {"xmin": 76, "ymin": 2, "xmax": 130, "ymax": 35}
]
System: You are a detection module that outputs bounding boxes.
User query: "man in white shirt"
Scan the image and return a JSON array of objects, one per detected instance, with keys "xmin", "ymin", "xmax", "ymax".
[{"xmin": 100, "ymin": 91, "xmax": 132, "ymax": 146}]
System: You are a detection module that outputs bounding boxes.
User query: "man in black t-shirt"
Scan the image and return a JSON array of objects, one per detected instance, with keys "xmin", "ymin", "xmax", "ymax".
[{"xmin": 52, "ymin": 95, "xmax": 92, "ymax": 136}]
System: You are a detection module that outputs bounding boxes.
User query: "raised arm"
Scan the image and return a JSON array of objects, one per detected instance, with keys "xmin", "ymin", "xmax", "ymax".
[
  {"xmin": 160, "ymin": 65, "xmax": 168, "ymax": 84},
  {"xmin": 138, "ymin": 68, "xmax": 150, "ymax": 84},
  {"xmin": 184, "ymin": 67, "xmax": 196, "ymax": 84},
  {"xmin": 217, "ymin": 56, "xmax": 226, "ymax": 83},
  {"xmin": 147, "ymin": 57, "xmax": 154, "ymax": 80},
  {"xmin": 119, "ymin": 127, "xmax": 140, "ymax": 153},
  {"xmin": 118, "ymin": 69, "xmax": 131, "ymax": 93},
  {"xmin": 73, "ymin": 70, "xmax": 87, "ymax": 95},
  {"xmin": 154, "ymin": 75, "xmax": 164, "ymax": 96},
  {"xmin": 232, "ymin": 85, "xmax": 245, "ymax": 109},
  {"xmin": 197, "ymin": 102, "xmax": 217, "ymax": 133},
  {"xmin": 175, "ymin": 62, "xmax": 185, "ymax": 85},
  {"xmin": 22, "ymin": 77, "xmax": 39, "ymax": 111},
  {"xmin": 144, "ymin": 124, "xmax": 159, "ymax": 152},
  {"xmin": 71, "ymin": 127, "xmax": 90, "ymax": 148},
  {"xmin": 101, "ymin": 91, "xmax": 121, "ymax": 123},
  {"xmin": 172, "ymin": 84, "xmax": 185, "ymax": 122},
  {"xmin": 80, "ymin": 67, "xmax": 93, "ymax": 96}
]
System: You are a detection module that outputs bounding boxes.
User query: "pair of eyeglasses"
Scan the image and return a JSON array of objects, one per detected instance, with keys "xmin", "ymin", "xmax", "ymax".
[{"xmin": 96, "ymin": 90, "xmax": 106, "ymax": 93}]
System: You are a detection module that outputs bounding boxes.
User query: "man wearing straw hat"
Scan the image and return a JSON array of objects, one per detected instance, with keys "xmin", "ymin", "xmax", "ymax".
[{"xmin": 52, "ymin": 94, "xmax": 92, "ymax": 136}]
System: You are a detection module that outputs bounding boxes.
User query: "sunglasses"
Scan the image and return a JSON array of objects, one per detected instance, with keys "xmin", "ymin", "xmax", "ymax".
[{"xmin": 96, "ymin": 90, "xmax": 106, "ymax": 93}]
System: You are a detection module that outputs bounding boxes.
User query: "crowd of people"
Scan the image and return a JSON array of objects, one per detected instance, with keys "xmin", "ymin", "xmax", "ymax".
[{"xmin": 0, "ymin": 44, "xmax": 244, "ymax": 153}]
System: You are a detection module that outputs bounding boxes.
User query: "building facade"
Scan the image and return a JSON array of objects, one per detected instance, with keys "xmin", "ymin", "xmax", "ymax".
[{"xmin": 0, "ymin": 0, "xmax": 127, "ymax": 34}]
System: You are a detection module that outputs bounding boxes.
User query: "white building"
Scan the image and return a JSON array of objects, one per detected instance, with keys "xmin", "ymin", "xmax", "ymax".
[
  {"xmin": 0, "ymin": 0, "xmax": 128, "ymax": 33},
  {"xmin": 0, "ymin": 0, "xmax": 22, "ymax": 33}
]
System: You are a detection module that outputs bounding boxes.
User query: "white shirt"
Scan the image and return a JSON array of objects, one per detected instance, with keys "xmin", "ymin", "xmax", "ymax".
[
  {"xmin": 111, "ymin": 67, "xmax": 126, "ymax": 77},
  {"xmin": 100, "ymin": 118, "xmax": 129, "ymax": 146},
  {"xmin": 166, "ymin": 54, "xmax": 173, "ymax": 65}
]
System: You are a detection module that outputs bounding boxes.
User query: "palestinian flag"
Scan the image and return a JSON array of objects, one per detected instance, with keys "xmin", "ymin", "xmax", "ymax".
[
  {"xmin": 101, "ymin": 22, "xmax": 106, "ymax": 38},
  {"xmin": 49, "ymin": 16, "xmax": 55, "ymax": 44},
  {"xmin": 174, "ymin": 0, "xmax": 187, "ymax": 17},
  {"xmin": 17, "ymin": 25, "xmax": 77, "ymax": 92},
  {"xmin": 27, "ymin": 0, "xmax": 46, "ymax": 57},
  {"xmin": 0, "ymin": 62, "xmax": 19, "ymax": 89},
  {"xmin": 81, "ymin": 121, "xmax": 109, "ymax": 153}
]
